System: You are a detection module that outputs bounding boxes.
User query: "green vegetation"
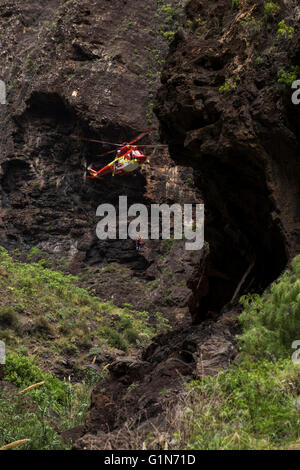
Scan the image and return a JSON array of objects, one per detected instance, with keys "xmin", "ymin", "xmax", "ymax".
[
  {"xmin": 264, "ymin": 2, "xmax": 281, "ymax": 19},
  {"xmin": 150, "ymin": 279, "xmax": 159, "ymax": 291},
  {"xmin": 162, "ymin": 238, "xmax": 175, "ymax": 254},
  {"xmin": 219, "ymin": 75, "xmax": 241, "ymax": 94},
  {"xmin": 277, "ymin": 67, "xmax": 300, "ymax": 86},
  {"xmin": 101, "ymin": 264, "xmax": 116, "ymax": 273},
  {"xmin": 0, "ymin": 391, "xmax": 65, "ymax": 450},
  {"xmin": 0, "ymin": 247, "xmax": 166, "ymax": 359},
  {"xmin": 120, "ymin": 19, "xmax": 133, "ymax": 31},
  {"xmin": 239, "ymin": 17, "xmax": 262, "ymax": 34},
  {"xmin": 180, "ymin": 358, "xmax": 300, "ymax": 450},
  {"xmin": 185, "ymin": 177, "xmax": 194, "ymax": 187},
  {"xmin": 156, "ymin": 0, "xmax": 183, "ymax": 42},
  {"xmin": 277, "ymin": 20, "xmax": 294, "ymax": 39},
  {"xmin": 0, "ymin": 245, "xmax": 171, "ymax": 449},
  {"xmin": 143, "ymin": 1, "xmax": 184, "ymax": 123},
  {"xmin": 186, "ymin": 17, "xmax": 207, "ymax": 33},
  {"xmin": 238, "ymin": 255, "xmax": 300, "ymax": 359},
  {"xmin": 1, "ymin": 353, "xmax": 97, "ymax": 450},
  {"xmin": 232, "ymin": 0, "xmax": 240, "ymax": 9},
  {"xmin": 173, "ymin": 255, "xmax": 300, "ymax": 450},
  {"xmin": 4, "ymin": 353, "xmax": 71, "ymax": 409}
]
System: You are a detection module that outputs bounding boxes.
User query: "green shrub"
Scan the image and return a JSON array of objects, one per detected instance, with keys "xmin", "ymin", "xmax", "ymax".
[
  {"xmin": 239, "ymin": 17, "xmax": 262, "ymax": 34},
  {"xmin": 264, "ymin": 2, "xmax": 281, "ymax": 19},
  {"xmin": 0, "ymin": 306, "xmax": 18, "ymax": 327},
  {"xmin": 219, "ymin": 76, "xmax": 240, "ymax": 93},
  {"xmin": 162, "ymin": 238, "xmax": 175, "ymax": 254},
  {"xmin": 277, "ymin": 20, "xmax": 294, "ymax": 39},
  {"xmin": 232, "ymin": 0, "xmax": 240, "ymax": 9},
  {"xmin": 183, "ymin": 358, "xmax": 300, "ymax": 450},
  {"xmin": 172, "ymin": 255, "xmax": 300, "ymax": 450},
  {"xmin": 1, "ymin": 353, "xmax": 95, "ymax": 449},
  {"xmin": 238, "ymin": 255, "xmax": 300, "ymax": 360},
  {"xmin": 277, "ymin": 67, "xmax": 300, "ymax": 86},
  {"xmin": 124, "ymin": 327, "xmax": 140, "ymax": 345},
  {"xmin": 27, "ymin": 247, "xmax": 43, "ymax": 262},
  {"xmin": 150, "ymin": 279, "xmax": 159, "ymax": 291},
  {"xmin": 4, "ymin": 353, "xmax": 67, "ymax": 409},
  {"xmin": 0, "ymin": 391, "xmax": 66, "ymax": 450},
  {"xmin": 0, "ymin": 329, "xmax": 13, "ymax": 341},
  {"xmin": 99, "ymin": 326, "xmax": 129, "ymax": 351},
  {"xmin": 186, "ymin": 17, "xmax": 207, "ymax": 32}
]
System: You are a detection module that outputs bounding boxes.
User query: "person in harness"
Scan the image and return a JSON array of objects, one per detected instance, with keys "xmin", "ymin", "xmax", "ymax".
[{"xmin": 136, "ymin": 236, "xmax": 142, "ymax": 252}]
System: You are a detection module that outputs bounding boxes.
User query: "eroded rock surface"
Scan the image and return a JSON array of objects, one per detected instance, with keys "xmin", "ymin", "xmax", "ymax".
[
  {"xmin": 0, "ymin": 0, "xmax": 201, "ymax": 322},
  {"xmin": 74, "ymin": 309, "xmax": 238, "ymax": 450},
  {"xmin": 156, "ymin": 0, "xmax": 300, "ymax": 321}
]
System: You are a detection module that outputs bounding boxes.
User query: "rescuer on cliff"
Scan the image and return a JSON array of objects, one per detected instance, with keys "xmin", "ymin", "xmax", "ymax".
[{"xmin": 136, "ymin": 236, "xmax": 142, "ymax": 252}]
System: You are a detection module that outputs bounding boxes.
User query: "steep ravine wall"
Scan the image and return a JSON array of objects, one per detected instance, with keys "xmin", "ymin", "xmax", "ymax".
[
  {"xmin": 0, "ymin": 0, "xmax": 203, "ymax": 323},
  {"xmin": 156, "ymin": 0, "xmax": 300, "ymax": 321}
]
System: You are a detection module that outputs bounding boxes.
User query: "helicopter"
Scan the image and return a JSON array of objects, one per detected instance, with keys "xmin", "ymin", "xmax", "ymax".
[{"xmin": 72, "ymin": 127, "xmax": 167, "ymax": 180}]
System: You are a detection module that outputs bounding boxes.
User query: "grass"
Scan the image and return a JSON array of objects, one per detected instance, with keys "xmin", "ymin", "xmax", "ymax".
[
  {"xmin": 174, "ymin": 358, "xmax": 300, "ymax": 450},
  {"xmin": 0, "ymin": 245, "xmax": 170, "ymax": 449},
  {"xmin": 161, "ymin": 255, "xmax": 300, "ymax": 450},
  {"xmin": 0, "ymin": 246, "xmax": 167, "ymax": 363},
  {"xmin": 4, "ymin": 248, "xmax": 300, "ymax": 449},
  {"xmin": 0, "ymin": 352, "xmax": 99, "ymax": 449},
  {"xmin": 238, "ymin": 255, "xmax": 300, "ymax": 360}
]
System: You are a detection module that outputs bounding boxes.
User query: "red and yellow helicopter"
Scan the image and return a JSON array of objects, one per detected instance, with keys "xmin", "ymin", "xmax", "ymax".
[{"xmin": 73, "ymin": 127, "xmax": 167, "ymax": 180}]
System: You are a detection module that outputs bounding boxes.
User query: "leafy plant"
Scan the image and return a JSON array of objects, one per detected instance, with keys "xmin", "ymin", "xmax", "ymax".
[
  {"xmin": 0, "ymin": 306, "xmax": 18, "ymax": 328},
  {"xmin": 170, "ymin": 255, "xmax": 300, "ymax": 450},
  {"xmin": 1, "ymin": 352, "xmax": 98, "ymax": 449},
  {"xmin": 219, "ymin": 75, "xmax": 241, "ymax": 93},
  {"xmin": 277, "ymin": 20, "xmax": 294, "ymax": 39},
  {"xmin": 239, "ymin": 17, "xmax": 262, "ymax": 34},
  {"xmin": 277, "ymin": 67, "xmax": 300, "ymax": 86},
  {"xmin": 182, "ymin": 358, "xmax": 300, "ymax": 450},
  {"xmin": 238, "ymin": 255, "xmax": 300, "ymax": 359},
  {"xmin": 264, "ymin": 2, "xmax": 281, "ymax": 19}
]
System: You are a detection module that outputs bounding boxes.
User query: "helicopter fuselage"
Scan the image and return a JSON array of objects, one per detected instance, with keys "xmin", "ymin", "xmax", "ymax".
[{"xmin": 88, "ymin": 146, "xmax": 147, "ymax": 178}]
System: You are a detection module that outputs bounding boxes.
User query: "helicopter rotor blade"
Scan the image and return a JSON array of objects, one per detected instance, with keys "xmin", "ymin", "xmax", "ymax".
[
  {"xmin": 72, "ymin": 135, "xmax": 122, "ymax": 147},
  {"xmin": 128, "ymin": 126, "xmax": 155, "ymax": 145},
  {"xmin": 136, "ymin": 144, "xmax": 168, "ymax": 148},
  {"xmin": 73, "ymin": 126, "xmax": 157, "ymax": 149},
  {"xmin": 95, "ymin": 149, "xmax": 117, "ymax": 157}
]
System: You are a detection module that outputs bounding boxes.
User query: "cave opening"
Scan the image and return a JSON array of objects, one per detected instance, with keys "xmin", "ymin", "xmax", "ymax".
[{"xmin": 167, "ymin": 142, "xmax": 288, "ymax": 323}]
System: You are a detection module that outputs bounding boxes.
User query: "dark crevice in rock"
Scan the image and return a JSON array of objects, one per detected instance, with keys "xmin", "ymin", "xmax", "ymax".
[{"xmin": 156, "ymin": 0, "xmax": 300, "ymax": 323}]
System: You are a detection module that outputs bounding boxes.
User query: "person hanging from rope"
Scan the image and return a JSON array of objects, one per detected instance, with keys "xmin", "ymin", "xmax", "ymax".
[{"xmin": 136, "ymin": 235, "xmax": 142, "ymax": 253}]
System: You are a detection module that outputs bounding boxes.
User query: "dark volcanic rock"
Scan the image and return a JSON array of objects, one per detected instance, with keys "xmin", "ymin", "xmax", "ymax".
[
  {"xmin": 0, "ymin": 0, "xmax": 201, "ymax": 322},
  {"xmin": 74, "ymin": 310, "xmax": 238, "ymax": 450},
  {"xmin": 156, "ymin": 0, "xmax": 300, "ymax": 321}
]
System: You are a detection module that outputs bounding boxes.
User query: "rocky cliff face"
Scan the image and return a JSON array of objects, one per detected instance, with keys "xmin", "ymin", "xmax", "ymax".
[
  {"xmin": 2, "ymin": 0, "xmax": 299, "ymax": 451},
  {"xmin": 0, "ymin": 0, "xmax": 202, "ymax": 323},
  {"xmin": 74, "ymin": 308, "xmax": 238, "ymax": 450},
  {"xmin": 156, "ymin": 0, "xmax": 300, "ymax": 321}
]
